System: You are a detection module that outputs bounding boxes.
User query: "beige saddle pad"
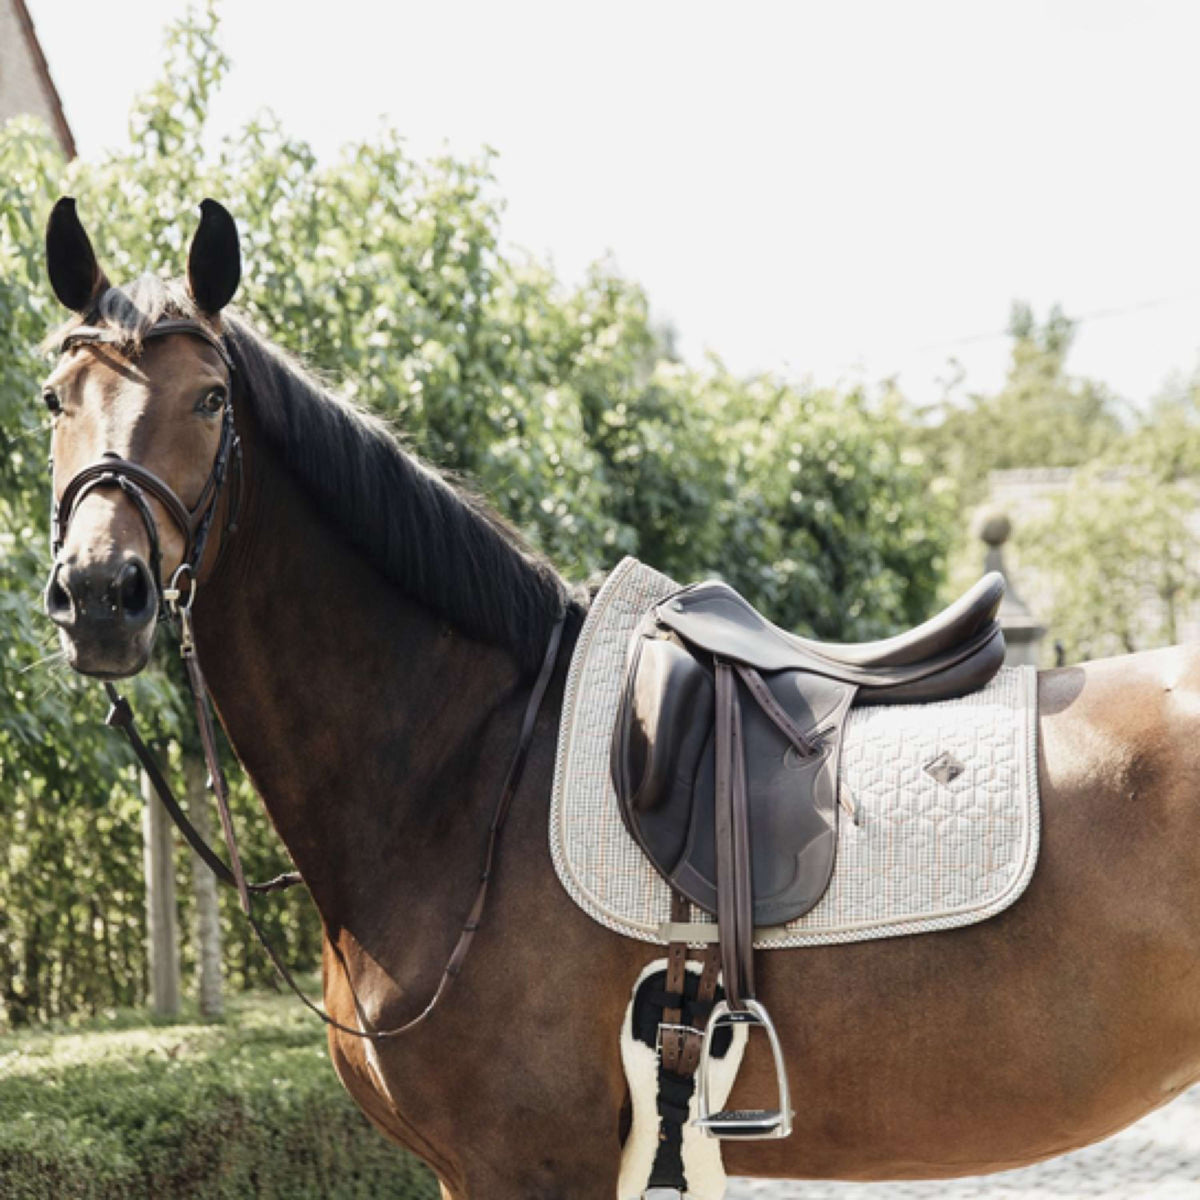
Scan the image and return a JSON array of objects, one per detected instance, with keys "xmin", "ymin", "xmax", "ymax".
[{"xmin": 550, "ymin": 557, "xmax": 1040, "ymax": 948}]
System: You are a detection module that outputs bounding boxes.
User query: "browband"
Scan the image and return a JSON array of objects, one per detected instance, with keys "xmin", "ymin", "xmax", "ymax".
[{"xmin": 60, "ymin": 317, "xmax": 235, "ymax": 374}]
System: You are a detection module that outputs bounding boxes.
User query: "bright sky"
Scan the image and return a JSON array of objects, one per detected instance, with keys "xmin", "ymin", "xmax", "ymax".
[{"xmin": 27, "ymin": 0, "xmax": 1200, "ymax": 408}]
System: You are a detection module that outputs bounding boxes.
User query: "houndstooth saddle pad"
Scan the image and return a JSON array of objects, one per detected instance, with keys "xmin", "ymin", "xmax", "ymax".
[{"xmin": 550, "ymin": 557, "xmax": 1040, "ymax": 948}]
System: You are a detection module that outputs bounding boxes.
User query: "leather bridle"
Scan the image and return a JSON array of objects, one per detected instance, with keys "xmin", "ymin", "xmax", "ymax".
[
  {"xmin": 51, "ymin": 314, "xmax": 565, "ymax": 1040},
  {"xmin": 51, "ymin": 318, "xmax": 242, "ymax": 614}
]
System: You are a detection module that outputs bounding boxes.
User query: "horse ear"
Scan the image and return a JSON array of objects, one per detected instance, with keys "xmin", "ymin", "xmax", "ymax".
[
  {"xmin": 187, "ymin": 199, "xmax": 241, "ymax": 315},
  {"xmin": 46, "ymin": 197, "xmax": 107, "ymax": 312}
]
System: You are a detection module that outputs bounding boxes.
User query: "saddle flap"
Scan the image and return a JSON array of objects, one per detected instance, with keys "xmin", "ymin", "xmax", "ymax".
[
  {"xmin": 613, "ymin": 632, "xmax": 715, "ymax": 881},
  {"xmin": 613, "ymin": 621, "xmax": 856, "ymax": 927}
]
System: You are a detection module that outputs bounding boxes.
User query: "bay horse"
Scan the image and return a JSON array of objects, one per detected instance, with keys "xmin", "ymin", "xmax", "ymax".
[{"xmin": 39, "ymin": 197, "xmax": 1200, "ymax": 1198}]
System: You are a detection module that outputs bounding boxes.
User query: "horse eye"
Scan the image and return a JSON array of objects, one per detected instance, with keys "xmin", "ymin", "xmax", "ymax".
[
  {"xmin": 42, "ymin": 388, "xmax": 62, "ymax": 416},
  {"xmin": 197, "ymin": 387, "xmax": 227, "ymax": 415}
]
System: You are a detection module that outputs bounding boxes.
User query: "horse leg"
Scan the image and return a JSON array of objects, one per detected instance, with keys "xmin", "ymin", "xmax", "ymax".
[
  {"xmin": 441, "ymin": 1163, "xmax": 621, "ymax": 1200},
  {"xmin": 428, "ymin": 1099, "xmax": 625, "ymax": 1200}
]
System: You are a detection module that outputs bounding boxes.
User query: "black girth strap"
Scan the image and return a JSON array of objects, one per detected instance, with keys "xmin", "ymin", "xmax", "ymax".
[{"xmin": 646, "ymin": 892, "xmax": 722, "ymax": 1194}]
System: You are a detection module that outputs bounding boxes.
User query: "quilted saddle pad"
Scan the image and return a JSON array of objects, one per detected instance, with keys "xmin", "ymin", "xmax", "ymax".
[{"xmin": 550, "ymin": 557, "xmax": 1041, "ymax": 949}]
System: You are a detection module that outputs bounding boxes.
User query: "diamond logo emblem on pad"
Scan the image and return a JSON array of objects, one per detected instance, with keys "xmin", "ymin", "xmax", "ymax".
[{"xmin": 924, "ymin": 751, "xmax": 965, "ymax": 787}]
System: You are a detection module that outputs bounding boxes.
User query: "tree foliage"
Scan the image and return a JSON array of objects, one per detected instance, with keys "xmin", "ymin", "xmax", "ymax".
[
  {"xmin": 1014, "ymin": 378, "xmax": 1200, "ymax": 662},
  {"xmin": 928, "ymin": 302, "xmax": 1126, "ymax": 504},
  {"xmin": 0, "ymin": 4, "xmax": 953, "ymax": 1025},
  {"xmin": 924, "ymin": 298, "xmax": 1200, "ymax": 665}
]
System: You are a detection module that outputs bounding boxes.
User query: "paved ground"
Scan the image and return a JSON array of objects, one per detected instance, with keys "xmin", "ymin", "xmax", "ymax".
[{"xmin": 726, "ymin": 1086, "xmax": 1200, "ymax": 1199}]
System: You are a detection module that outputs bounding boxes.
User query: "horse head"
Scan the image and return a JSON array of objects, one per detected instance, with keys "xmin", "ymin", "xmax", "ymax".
[{"xmin": 42, "ymin": 197, "xmax": 242, "ymax": 678}]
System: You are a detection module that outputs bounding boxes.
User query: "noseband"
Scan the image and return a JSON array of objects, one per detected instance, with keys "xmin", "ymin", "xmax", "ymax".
[{"xmin": 51, "ymin": 317, "xmax": 242, "ymax": 614}]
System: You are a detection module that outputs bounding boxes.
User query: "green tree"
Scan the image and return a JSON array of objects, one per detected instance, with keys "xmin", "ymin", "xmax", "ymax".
[
  {"xmin": 929, "ymin": 302, "xmax": 1126, "ymax": 503},
  {"xmin": 1015, "ymin": 374, "xmax": 1200, "ymax": 662},
  {"xmin": 721, "ymin": 378, "xmax": 952, "ymax": 639}
]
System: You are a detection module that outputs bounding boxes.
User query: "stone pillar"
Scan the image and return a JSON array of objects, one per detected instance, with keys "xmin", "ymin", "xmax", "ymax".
[
  {"xmin": 978, "ymin": 512, "xmax": 1046, "ymax": 668},
  {"xmin": 142, "ymin": 769, "xmax": 181, "ymax": 1017}
]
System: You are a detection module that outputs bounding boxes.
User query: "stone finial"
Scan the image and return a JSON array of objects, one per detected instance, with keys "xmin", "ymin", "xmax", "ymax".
[
  {"xmin": 974, "ymin": 508, "xmax": 1045, "ymax": 667},
  {"xmin": 977, "ymin": 511, "xmax": 1012, "ymax": 548},
  {"xmin": 975, "ymin": 510, "xmax": 1012, "ymax": 577}
]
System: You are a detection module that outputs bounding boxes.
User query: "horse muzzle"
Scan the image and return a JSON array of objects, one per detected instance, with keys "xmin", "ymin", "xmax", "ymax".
[{"xmin": 45, "ymin": 554, "xmax": 158, "ymax": 677}]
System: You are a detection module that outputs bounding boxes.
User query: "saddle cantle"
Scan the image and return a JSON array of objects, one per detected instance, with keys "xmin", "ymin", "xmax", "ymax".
[{"xmin": 610, "ymin": 572, "xmax": 1006, "ymax": 1144}]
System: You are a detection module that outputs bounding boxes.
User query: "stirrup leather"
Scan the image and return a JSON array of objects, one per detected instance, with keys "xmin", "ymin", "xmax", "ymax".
[{"xmin": 694, "ymin": 999, "xmax": 793, "ymax": 1140}]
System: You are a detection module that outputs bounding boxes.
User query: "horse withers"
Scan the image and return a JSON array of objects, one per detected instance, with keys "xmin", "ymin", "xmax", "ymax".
[{"xmin": 39, "ymin": 197, "xmax": 1200, "ymax": 1197}]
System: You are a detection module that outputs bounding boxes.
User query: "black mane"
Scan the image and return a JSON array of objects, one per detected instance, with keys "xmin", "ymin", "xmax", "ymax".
[{"xmin": 50, "ymin": 277, "xmax": 575, "ymax": 675}]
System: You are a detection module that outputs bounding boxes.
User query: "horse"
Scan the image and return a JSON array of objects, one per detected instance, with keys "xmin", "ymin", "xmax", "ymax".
[{"xmin": 38, "ymin": 196, "xmax": 1200, "ymax": 1198}]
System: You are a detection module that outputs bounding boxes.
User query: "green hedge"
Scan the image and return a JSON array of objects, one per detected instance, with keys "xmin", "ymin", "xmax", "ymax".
[{"xmin": 0, "ymin": 989, "xmax": 439, "ymax": 1199}]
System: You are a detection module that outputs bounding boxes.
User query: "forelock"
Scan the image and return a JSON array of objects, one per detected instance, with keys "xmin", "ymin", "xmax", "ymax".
[{"xmin": 43, "ymin": 275, "xmax": 201, "ymax": 357}]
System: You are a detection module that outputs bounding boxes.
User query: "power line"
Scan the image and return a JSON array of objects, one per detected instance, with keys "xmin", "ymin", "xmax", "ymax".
[{"xmin": 912, "ymin": 293, "xmax": 1200, "ymax": 356}]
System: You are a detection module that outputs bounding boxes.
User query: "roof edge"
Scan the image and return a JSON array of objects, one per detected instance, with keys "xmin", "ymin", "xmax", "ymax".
[{"xmin": 12, "ymin": 0, "xmax": 76, "ymax": 159}]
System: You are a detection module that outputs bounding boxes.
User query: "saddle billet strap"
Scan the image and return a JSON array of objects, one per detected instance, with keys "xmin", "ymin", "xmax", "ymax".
[
  {"xmin": 679, "ymin": 939, "xmax": 721, "ymax": 1077},
  {"xmin": 714, "ymin": 661, "xmax": 755, "ymax": 1009},
  {"xmin": 660, "ymin": 893, "xmax": 692, "ymax": 1073},
  {"xmin": 658, "ymin": 892, "xmax": 721, "ymax": 1074}
]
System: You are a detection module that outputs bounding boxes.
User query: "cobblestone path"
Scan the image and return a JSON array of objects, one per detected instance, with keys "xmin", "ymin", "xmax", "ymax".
[{"xmin": 726, "ymin": 1085, "xmax": 1200, "ymax": 1199}]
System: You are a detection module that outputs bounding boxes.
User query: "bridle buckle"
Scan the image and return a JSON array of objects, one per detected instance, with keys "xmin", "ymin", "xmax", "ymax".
[
  {"xmin": 164, "ymin": 563, "xmax": 198, "ymax": 656},
  {"xmin": 163, "ymin": 562, "xmax": 197, "ymax": 617}
]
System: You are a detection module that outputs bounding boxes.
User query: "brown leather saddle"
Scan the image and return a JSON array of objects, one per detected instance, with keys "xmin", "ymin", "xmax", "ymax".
[{"xmin": 611, "ymin": 572, "xmax": 1006, "ymax": 1139}]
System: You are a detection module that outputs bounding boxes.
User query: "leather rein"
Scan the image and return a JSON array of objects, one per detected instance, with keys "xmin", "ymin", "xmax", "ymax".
[{"xmin": 52, "ymin": 316, "xmax": 565, "ymax": 1040}]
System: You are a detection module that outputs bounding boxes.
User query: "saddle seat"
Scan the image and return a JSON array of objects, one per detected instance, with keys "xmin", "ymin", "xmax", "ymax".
[
  {"xmin": 748, "ymin": 571, "xmax": 1003, "ymax": 668},
  {"xmin": 613, "ymin": 569, "xmax": 1007, "ymax": 953},
  {"xmin": 653, "ymin": 570, "xmax": 1005, "ymax": 704}
]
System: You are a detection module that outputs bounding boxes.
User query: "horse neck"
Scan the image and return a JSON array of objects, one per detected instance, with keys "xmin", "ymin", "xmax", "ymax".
[{"xmin": 190, "ymin": 428, "xmax": 526, "ymax": 939}]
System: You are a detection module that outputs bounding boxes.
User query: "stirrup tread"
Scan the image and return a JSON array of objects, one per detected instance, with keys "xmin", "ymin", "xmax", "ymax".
[{"xmin": 693, "ymin": 1107, "xmax": 786, "ymax": 1138}]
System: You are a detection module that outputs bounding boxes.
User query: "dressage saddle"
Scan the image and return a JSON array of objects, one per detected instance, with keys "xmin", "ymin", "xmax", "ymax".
[{"xmin": 611, "ymin": 572, "xmax": 1006, "ymax": 1139}]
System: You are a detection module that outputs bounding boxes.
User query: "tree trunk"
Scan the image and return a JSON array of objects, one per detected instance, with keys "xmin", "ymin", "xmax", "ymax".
[
  {"xmin": 142, "ymin": 769, "xmax": 180, "ymax": 1017},
  {"xmin": 184, "ymin": 755, "xmax": 224, "ymax": 1019}
]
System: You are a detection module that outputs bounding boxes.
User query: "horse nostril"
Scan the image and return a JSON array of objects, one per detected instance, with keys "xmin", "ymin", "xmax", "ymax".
[
  {"xmin": 116, "ymin": 560, "xmax": 153, "ymax": 621},
  {"xmin": 46, "ymin": 565, "xmax": 73, "ymax": 622}
]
